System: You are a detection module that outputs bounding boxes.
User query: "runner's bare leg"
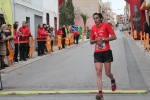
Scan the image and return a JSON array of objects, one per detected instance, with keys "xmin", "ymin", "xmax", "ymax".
[
  {"xmin": 104, "ymin": 62, "xmax": 114, "ymax": 80},
  {"xmin": 95, "ymin": 63, "xmax": 103, "ymax": 91}
]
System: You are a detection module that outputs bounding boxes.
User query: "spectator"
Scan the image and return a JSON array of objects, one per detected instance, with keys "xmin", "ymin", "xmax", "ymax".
[
  {"xmin": 144, "ymin": 22, "xmax": 150, "ymax": 35},
  {"xmin": 37, "ymin": 24, "xmax": 45, "ymax": 56},
  {"xmin": 74, "ymin": 30, "xmax": 80, "ymax": 44},
  {"xmin": 7, "ymin": 24, "xmax": 12, "ymax": 36},
  {"xmin": 19, "ymin": 21, "xmax": 30, "ymax": 61},
  {"xmin": 26, "ymin": 22, "xmax": 31, "ymax": 58},
  {"xmin": 86, "ymin": 26, "xmax": 90, "ymax": 39},
  {"xmin": 57, "ymin": 27, "xmax": 62, "ymax": 35},
  {"xmin": 57, "ymin": 27, "xmax": 62, "ymax": 50},
  {"xmin": 0, "ymin": 24, "xmax": 14, "ymax": 69},
  {"xmin": 144, "ymin": 22, "xmax": 150, "ymax": 49},
  {"xmin": 15, "ymin": 21, "xmax": 19, "ymax": 26},
  {"xmin": 42, "ymin": 24, "xmax": 47, "ymax": 54},
  {"xmin": 62, "ymin": 25, "xmax": 67, "ymax": 48},
  {"xmin": 128, "ymin": 27, "xmax": 131, "ymax": 35},
  {"xmin": 50, "ymin": 27, "xmax": 55, "ymax": 52},
  {"xmin": 14, "ymin": 24, "xmax": 20, "ymax": 63}
]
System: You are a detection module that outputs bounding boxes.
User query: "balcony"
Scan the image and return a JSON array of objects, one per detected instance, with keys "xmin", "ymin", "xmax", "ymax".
[
  {"xmin": 146, "ymin": 0, "xmax": 150, "ymax": 7},
  {"xmin": 140, "ymin": 1, "xmax": 150, "ymax": 10}
]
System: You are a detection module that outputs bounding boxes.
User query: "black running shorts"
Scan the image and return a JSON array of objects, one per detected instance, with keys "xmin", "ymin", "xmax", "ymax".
[{"xmin": 94, "ymin": 50, "xmax": 113, "ymax": 63}]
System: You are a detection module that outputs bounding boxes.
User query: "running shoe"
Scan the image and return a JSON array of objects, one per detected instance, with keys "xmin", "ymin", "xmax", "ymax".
[{"xmin": 111, "ymin": 79, "xmax": 116, "ymax": 91}]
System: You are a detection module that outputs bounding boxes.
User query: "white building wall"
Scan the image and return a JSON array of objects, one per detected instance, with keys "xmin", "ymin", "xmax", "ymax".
[
  {"xmin": 13, "ymin": 0, "xmax": 43, "ymax": 39},
  {"xmin": 43, "ymin": 0, "xmax": 59, "ymax": 28}
]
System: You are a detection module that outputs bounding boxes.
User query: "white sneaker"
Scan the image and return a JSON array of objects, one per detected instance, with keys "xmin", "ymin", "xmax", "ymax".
[{"xmin": 15, "ymin": 62, "xmax": 18, "ymax": 64}]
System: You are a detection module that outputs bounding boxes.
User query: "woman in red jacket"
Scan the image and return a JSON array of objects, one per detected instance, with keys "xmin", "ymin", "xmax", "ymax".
[
  {"xmin": 74, "ymin": 30, "xmax": 80, "ymax": 44},
  {"xmin": 42, "ymin": 24, "xmax": 49, "ymax": 54},
  {"xmin": 37, "ymin": 24, "xmax": 45, "ymax": 56},
  {"xmin": 14, "ymin": 24, "xmax": 20, "ymax": 63}
]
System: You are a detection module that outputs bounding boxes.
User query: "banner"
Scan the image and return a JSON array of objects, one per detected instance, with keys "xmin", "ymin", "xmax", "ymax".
[{"xmin": 0, "ymin": 0, "xmax": 14, "ymax": 35}]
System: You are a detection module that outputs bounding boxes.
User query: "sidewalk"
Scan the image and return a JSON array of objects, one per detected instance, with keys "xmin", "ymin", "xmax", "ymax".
[
  {"xmin": 1, "ymin": 38, "xmax": 89, "ymax": 74},
  {"xmin": 126, "ymin": 35, "xmax": 150, "ymax": 60}
]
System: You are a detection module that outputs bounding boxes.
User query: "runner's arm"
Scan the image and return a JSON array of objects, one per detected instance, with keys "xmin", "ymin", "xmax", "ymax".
[
  {"xmin": 90, "ymin": 39, "xmax": 97, "ymax": 44},
  {"xmin": 104, "ymin": 34, "xmax": 117, "ymax": 42}
]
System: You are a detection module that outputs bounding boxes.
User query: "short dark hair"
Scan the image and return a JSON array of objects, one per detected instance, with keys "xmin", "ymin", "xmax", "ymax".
[
  {"xmin": 93, "ymin": 12, "xmax": 103, "ymax": 18},
  {"xmin": 15, "ymin": 21, "xmax": 18, "ymax": 24},
  {"xmin": 7, "ymin": 24, "xmax": 11, "ymax": 27},
  {"xmin": 13, "ymin": 24, "xmax": 18, "ymax": 30}
]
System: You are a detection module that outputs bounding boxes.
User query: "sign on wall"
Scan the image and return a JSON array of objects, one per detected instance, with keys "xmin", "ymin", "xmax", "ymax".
[{"xmin": 0, "ymin": 0, "xmax": 14, "ymax": 35}]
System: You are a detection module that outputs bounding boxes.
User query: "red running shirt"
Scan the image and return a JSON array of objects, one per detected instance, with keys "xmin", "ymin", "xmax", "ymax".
[{"xmin": 90, "ymin": 22, "xmax": 115, "ymax": 52}]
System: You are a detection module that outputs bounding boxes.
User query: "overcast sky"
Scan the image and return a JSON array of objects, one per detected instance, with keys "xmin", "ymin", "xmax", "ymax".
[{"xmin": 102, "ymin": 0, "xmax": 126, "ymax": 15}]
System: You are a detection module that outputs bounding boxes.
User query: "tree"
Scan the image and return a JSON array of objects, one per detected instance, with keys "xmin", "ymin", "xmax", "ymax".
[
  {"xmin": 65, "ymin": 0, "xmax": 75, "ymax": 25},
  {"xmin": 80, "ymin": 13, "xmax": 89, "ymax": 29},
  {"xmin": 59, "ymin": 0, "xmax": 75, "ymax": 26},
  {"xmin": 59, "ymin": 2, "xmax": 68, "ymax": 26}
]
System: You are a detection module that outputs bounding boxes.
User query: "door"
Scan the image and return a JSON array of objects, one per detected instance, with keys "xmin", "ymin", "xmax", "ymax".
[{"xmin": 34, "ymin": 15, "xmax": 43, "ymax": 50}]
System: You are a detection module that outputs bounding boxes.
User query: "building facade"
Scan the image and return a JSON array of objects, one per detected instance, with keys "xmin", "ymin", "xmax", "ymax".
[
  {"xmin": 140, "ymin": 0, "xmax": 150, "ymax": 25},
  {"xmin": 73, "ymin": 0, "xmax": 102, "ymax": 29},
  {"xmin": 124, "ymin": 3, "xmax": 130, "ymax": 28},
  {"xmin": 13, "ymin": 0, "xmax": 43, "ymax": 39},
  {"xmin": 102, "ymin": 2, "xmax": 114, "ymax": 24},
  {"xmin": 43, "ymin": 0, "xmax": 59, "ymax": 35},
  {"xmin": 0, "ymin": 0, "xmax": 62, "ymax": 49}
]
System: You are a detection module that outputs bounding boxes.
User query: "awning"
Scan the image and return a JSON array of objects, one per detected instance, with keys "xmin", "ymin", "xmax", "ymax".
[
  {"xmin": 59, "ymin": 0, "xmax": 65, "ymax": 6},
  {"xmin": 140, "ymin": 2, "xmax": 150, "ymax": 10}
]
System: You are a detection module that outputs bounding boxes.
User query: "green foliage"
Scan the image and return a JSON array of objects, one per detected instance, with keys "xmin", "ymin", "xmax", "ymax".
[
  {"xmin": 59, "ymin": 0, "xmax": 75, "ymax": 26},
  {"xmin": 80, "ymin": 13, "xmax": 89, "ymax": 28}
]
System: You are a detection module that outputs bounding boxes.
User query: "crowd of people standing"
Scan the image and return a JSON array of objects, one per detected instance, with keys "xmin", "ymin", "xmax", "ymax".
[{"xmin": 0, "ymin": 22, "xmax": 82, "ymax": 70}]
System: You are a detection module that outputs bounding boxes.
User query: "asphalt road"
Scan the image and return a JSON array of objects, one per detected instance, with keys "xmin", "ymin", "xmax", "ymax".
[
  {"xmin": 0, "ymin": 94, "xmax": 150, "ymax": 100},
  {"xmin": 1, "ymin": 29, "xmax": 150, "ymax": 99}
]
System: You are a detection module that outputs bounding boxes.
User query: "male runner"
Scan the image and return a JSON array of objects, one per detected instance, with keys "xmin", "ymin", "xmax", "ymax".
[{"xmin": 90, "ymin": 12, "xmax": 117, "ymax": 99}]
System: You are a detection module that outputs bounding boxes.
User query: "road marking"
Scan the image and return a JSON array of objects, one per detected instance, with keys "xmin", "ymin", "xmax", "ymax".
[{"xmin": 0, "ymin": 90, "xmax": 147, "ymax": 95}]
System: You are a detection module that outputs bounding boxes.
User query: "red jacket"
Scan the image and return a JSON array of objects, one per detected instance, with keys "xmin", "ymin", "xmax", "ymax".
[
  {"xmin": 57, "ymin": 29, "xmax": 62, "ymax": 35},
  {"xmin": 74, "ymin": 30, "xmax": 79, "ymax": 36},
  {"xmin": 14, "ymin": 29, "xmax": 19, "ymax": 42},
  {"xmin": 41, "ymin": 29, "xmax": 49, "ymax": 39},
  {"xmin": 19, "ymin": 26, "xmax": 30, "ymax": 41},
  {"xmin": 37, "ymin": 28, "xmax": 45, "ymax": 39}
]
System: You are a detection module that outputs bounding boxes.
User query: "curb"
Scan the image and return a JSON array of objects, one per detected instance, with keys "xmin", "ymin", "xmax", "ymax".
[
  {"xmin": 1, "ymin": 40, "xmax": 89, "ymax": 74},
  {"xmin": 0, "ymin": 90, "xmax": 147, "ymax": 95}
]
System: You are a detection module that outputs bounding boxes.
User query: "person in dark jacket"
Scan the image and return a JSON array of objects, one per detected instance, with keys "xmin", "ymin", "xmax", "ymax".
[
  {"xmin": 144, "ymin": 22, "xmax": 150, "ymax": 49},
  {"xmin": 62, "ymin": 25, "xmax": 66, "ymax": 48},
  {"xmin": 144, "ymin": 22, "xmax": 150, "ymax": 35}
]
